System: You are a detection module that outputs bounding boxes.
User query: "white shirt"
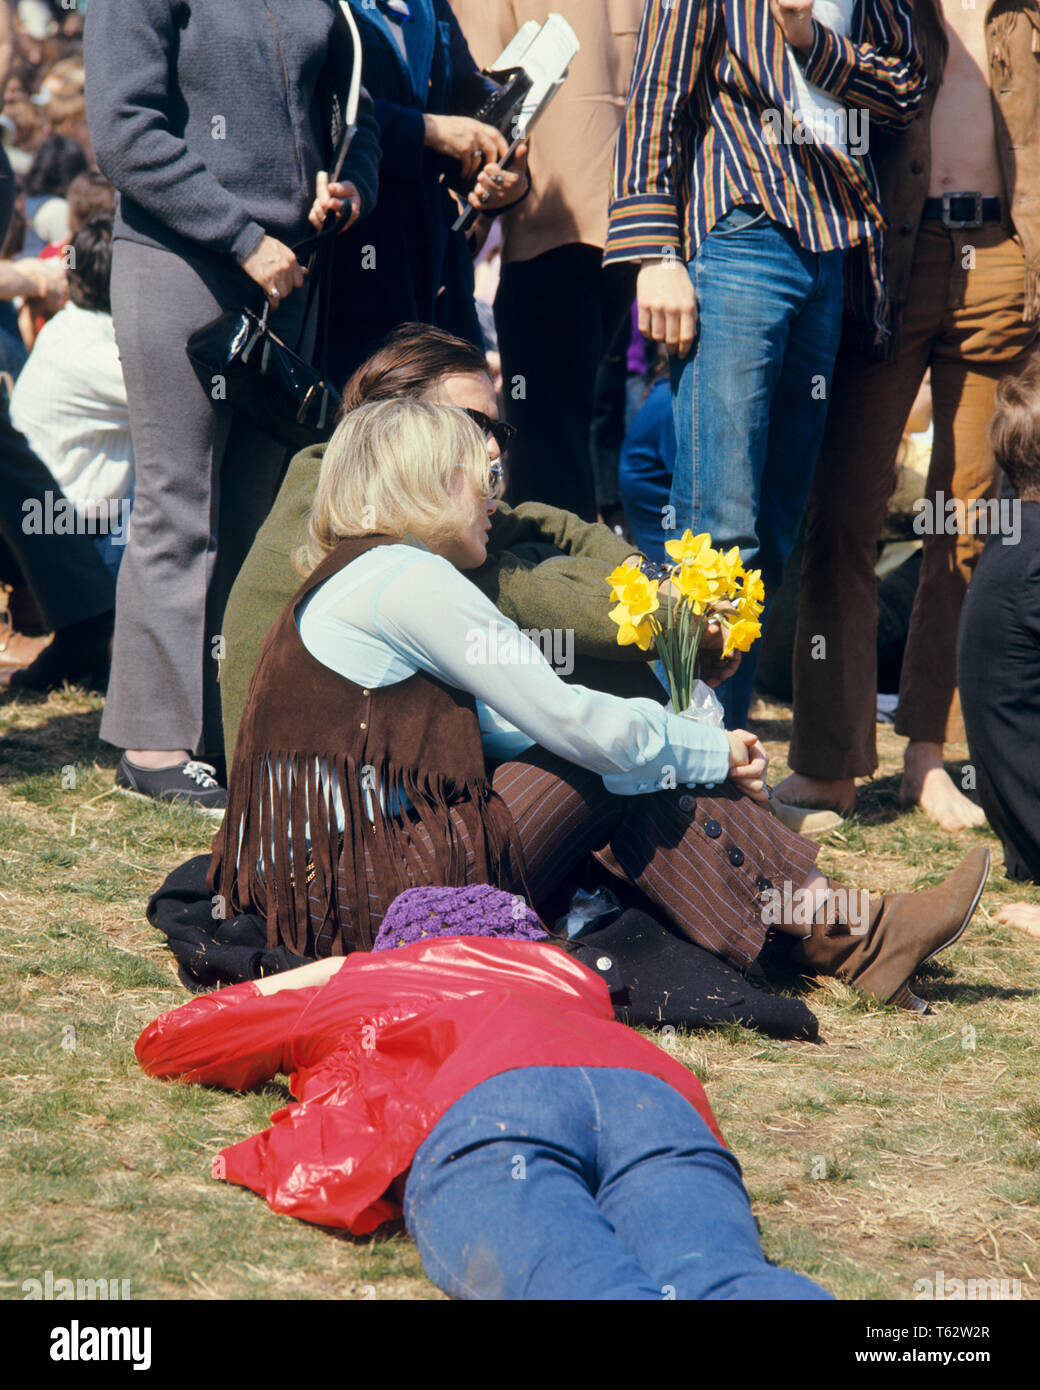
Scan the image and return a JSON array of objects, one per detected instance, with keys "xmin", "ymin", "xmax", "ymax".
[
  {"xmin": 786, "ymin": 0, "xmax": 856, "ymax": 153},
  {"xmin": 10, "ymin": 302, "xmax": 133, "ymax": 512},
  {"xmin": 297, "ymin": 543, "xmax": 731, "ymax": 812}
]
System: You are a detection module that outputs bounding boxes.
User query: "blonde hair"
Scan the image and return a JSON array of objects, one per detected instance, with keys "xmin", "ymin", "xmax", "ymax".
[{"xmin": 296, "ymin": 397, "xmax": 494, "ymax": 576}]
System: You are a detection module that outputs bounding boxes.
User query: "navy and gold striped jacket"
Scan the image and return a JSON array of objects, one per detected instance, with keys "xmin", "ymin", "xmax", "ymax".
[{"xmin": 604, "ymin": 0, "xmax": 926, "ymax": 345}]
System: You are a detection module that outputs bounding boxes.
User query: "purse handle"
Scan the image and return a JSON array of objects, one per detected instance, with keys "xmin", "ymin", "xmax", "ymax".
[
  {"xmin": 276, "ymin": 2, "xmax": 365, "ymax": 359},
  {"xmin": 292, "ymin": 0, "xmax": 363, "ymax": 264}
]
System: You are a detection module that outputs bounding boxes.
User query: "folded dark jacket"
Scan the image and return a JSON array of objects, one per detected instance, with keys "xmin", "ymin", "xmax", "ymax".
[
  {"xmin": 146, "ymin": 855, "xmax": 309, "ymax": 991},
  {"xmin": 564, "ymin": 909, "xmax": 819, "ymax": 1042},
  {"xmin": 148, "ymin": 860, "xmax": 818, "ymax": 1041}
]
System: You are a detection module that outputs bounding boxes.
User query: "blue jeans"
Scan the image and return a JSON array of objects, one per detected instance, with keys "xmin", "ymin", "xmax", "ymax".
[
  {"xmin": 404, "ymin": 1066, "xmax": 831, "ymax": 1301},
  {"xmin": 618, "ymin": 377, "xmax": 676, "ymax": 563},
  {"xmin": 670, "ymin": 206, "xmax": 845, "ymax": 726}
]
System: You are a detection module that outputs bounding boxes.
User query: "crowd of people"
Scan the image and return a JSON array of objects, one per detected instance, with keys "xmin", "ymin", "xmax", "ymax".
[{"xmin": 4, "ymin": 0, "xmax": 1040, "ymax": 1300}]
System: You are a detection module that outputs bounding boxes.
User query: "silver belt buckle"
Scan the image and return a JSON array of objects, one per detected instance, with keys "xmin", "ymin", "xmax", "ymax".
[{"xmin": 941, "ymin": 192, "xmax": 983, "ymax": 230}]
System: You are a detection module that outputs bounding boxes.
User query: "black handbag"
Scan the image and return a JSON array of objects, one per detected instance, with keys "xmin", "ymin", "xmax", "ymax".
[
  {"xmin": 185, "ymin": 295, "xmax": 341, "ymax": 453},
  {"xmin": 184, "ymin": 1, "xmax": 363, "ymax": 451}
]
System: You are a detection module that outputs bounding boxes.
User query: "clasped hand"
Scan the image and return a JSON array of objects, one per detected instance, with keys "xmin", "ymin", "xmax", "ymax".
[
  {"xmin": 726, "ymin": 730, "xmax": 770, "ymax": 804},
  {"xmin": 423, "ymin": 114, "xmax": 530, "ymax": 212}
]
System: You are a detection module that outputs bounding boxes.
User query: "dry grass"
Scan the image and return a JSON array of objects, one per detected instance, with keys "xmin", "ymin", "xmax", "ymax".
[{"xmin": 1, "ymin": 687, "xmax": 1038, "ymax": 1300}]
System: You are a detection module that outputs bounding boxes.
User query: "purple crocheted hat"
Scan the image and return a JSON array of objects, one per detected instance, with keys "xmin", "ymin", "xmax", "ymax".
[{"xmin": 372, "ymin": 884, "xmax": 549, "ymax": 952}]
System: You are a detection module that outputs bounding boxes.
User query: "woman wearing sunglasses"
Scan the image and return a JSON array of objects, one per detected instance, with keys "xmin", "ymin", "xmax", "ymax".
[{"xmin": 211, "ymin": 396, "xmax": 989, "ymax": 1017}]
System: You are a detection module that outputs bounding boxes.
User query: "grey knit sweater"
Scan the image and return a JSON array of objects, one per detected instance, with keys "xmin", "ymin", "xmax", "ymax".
[{"xmin": 84, "ymin": 0, "xmax": 380, "ymax": 265}]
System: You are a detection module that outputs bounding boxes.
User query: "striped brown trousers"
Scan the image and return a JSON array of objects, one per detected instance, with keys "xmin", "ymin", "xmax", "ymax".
[{"xmin": 309, "ymin": 746, "xmax": 818, "ymax": 971}]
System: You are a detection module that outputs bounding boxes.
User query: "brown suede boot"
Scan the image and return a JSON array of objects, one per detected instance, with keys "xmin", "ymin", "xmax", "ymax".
[{"xmin": 790, "ymin": 847, "xmax": 990, "ymax": 1013}]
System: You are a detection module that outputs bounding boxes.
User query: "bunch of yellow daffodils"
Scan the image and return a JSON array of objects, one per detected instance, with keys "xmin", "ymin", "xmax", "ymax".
[{"xmin": 606, "ymin": 530, "xmax": 765, "ymax": 713}]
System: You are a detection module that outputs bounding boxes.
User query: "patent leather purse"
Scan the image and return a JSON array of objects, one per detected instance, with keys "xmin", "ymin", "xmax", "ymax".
[{"xmin": 185, "ymin": 297, "xmax": 340, "ymax": 452}]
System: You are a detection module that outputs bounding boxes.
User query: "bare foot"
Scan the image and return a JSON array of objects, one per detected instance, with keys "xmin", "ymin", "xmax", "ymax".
[
  {"xmin": 900, "ymin": 741, "xmax": 986, "ymax": 832},
  {"xmin": 994, "ymin": 903, "xmax": 1040, "ymax": 940},
  {"xmin": 772, "ymin": 771, "xmax": 856, "ymax": 815}
]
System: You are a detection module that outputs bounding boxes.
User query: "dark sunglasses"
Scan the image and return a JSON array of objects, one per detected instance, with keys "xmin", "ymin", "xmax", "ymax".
[{"xmin": 463, "ymin": 407, "xmax": 517, "ymax": 457}]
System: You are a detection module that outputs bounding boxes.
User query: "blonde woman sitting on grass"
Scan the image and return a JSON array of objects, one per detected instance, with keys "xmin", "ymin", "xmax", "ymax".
[{"xmin": 210, "ymin": 399, "xmax": 990, "ymax": 1014}]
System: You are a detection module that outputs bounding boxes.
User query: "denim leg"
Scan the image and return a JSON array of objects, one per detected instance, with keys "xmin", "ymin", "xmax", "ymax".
[
  {"xmin": 404, "ymin": 1066, "xmax": 832, "ymax": 1300},
  {"xmin": 587, "ymin": 1069, "xmax": 833, "ymax": 1300},
  {"xmin": 759, "ymin": 253, "xmax": 845, "ymax": 588},
  {"xmin": 726, "ymin": 246, "xmax": 846, "ymax": 723},
  {"xmin": 618, "ymin": 378, "xmax": 677, "ymax": 562},
  {"xmin": 668, "ymin": 214, "xmax": 790, "ymax": 562},
  {"xmin": 669, "ymin": 208, "xmax": 845, "ymax": 726},
  {"xmin": 404, "ymin": 1067, "xmax": 663, "ymax": 1300}
]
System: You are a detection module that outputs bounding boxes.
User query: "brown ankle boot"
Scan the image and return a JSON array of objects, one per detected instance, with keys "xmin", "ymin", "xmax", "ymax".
[{"xmin": 790, "ymin": 847, "xmax": 990, "ymax": 1013}]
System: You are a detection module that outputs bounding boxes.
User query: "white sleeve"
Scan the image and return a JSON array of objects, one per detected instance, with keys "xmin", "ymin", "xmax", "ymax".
[{"xmin": 367, "ymin": 551, "xmax": 731, "ymax": 792}]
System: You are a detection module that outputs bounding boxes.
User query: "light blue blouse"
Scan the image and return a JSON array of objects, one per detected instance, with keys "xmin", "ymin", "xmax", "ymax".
[{"xmin": 295, "ymin": 543, "xmax": 731, "ymax": 821}]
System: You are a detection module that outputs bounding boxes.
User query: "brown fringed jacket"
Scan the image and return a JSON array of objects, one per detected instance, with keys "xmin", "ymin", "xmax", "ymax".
[{"xmin": 208, "ymin": 535, "xmax": 521, "ymax": 957}]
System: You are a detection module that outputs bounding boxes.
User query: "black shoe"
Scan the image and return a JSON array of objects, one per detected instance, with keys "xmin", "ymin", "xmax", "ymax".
[
  {"xmin": 8, "ymin": 610, "xmax": 113, "ymax": 693},
  {"xmin": 116, "ymin": 755, "xmax": 226, "ymax": 815}
]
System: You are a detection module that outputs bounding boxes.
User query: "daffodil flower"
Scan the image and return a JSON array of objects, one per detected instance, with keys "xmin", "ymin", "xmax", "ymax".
[
  {"xmin": 609, "ymin": 604, "xmax": 656, "ymax": 650},
  {"xmin": 605, "ymin": 559, "xmax": 642, "ymax": 602},
  {"xmin": 722, "ymin": 616, "xmax": 762, "ymax": 656},
  {"xmin": 615, "ymin": 572, "xmax": 660, "ymax": 621},
  {"xmin": 714, "ymin": 545, "xmax": 744, "ymax": 591},
  {"xmin": 673, "ymin": 563, "xmax": 714, "ymax": 611},
  {"xmin": 741, "ymin": 568, "xmax": 766, "ymax": 605},
  {"xmin": 664, "ymin": 529, "xmax": 714, "ymax": 567}
]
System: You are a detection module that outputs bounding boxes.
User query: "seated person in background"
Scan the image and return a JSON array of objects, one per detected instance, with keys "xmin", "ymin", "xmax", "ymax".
[
  {"xmin": 959, "ymin": 355, "xmax": 1040, "ymax": 943},
  {"xmin": 10, "ymin": 211, "xmax": 131, "ymax": 581},
  {"xmin": 0, "ymin": 202, "xmax": 31, "ymax": 378},
  {"xmin": 211, "ymin": 396, "xmax": 990, "ymax": 1016},
  {"xmin": 0, "ymin": 241, "xmax": 110, "ymax": 687},
  {"xmin": 136, "ymin": 884, "xmax": 831, "ymax": 1301},
  {"xmin": 221, "ymin": 324, "xmax": 684, "ymax": 767},
  {"xmin": 18, "ymin": 131, "xmax": 86, "ymax": 258},
  {"xmin": 16, "ymin": 132, "xmax": 85, "ymax": 347},
  {"xmin": 38, "ymin": 169, "xmax": 113, "ymax": 260}
]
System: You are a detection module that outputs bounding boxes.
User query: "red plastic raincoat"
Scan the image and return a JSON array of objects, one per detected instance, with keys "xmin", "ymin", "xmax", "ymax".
[{"xmin": 136, "ymin": 937, "xmax": 724, "ymax": 1234}]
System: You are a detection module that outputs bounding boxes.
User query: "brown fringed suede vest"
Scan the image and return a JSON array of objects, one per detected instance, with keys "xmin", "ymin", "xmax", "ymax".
[{"xmin": 209, "ymin": 535, "xmax": 522, "ymax": 956}]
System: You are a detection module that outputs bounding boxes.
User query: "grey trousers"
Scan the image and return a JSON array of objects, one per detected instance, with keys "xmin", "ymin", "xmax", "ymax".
[{"xmin": 101, "ymin": 239, "xmax": 311, "ymax": 757}]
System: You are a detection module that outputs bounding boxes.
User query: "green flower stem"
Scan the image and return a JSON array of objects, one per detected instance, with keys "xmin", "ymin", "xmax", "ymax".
[{"xmin": 653, "ymin": 593, "xmax": 710, "ymax": 713}]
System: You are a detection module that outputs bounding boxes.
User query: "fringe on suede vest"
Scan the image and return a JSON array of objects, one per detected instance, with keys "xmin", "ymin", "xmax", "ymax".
[{"xmin": 209, "ymin": 535, "xmax": 522, "ymax": 956}]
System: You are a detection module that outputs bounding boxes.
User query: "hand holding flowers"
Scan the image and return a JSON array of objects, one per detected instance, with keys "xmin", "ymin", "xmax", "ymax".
[{"xmin": 605, "ymin": 530, "xmax": 766, "ymax": 715}]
